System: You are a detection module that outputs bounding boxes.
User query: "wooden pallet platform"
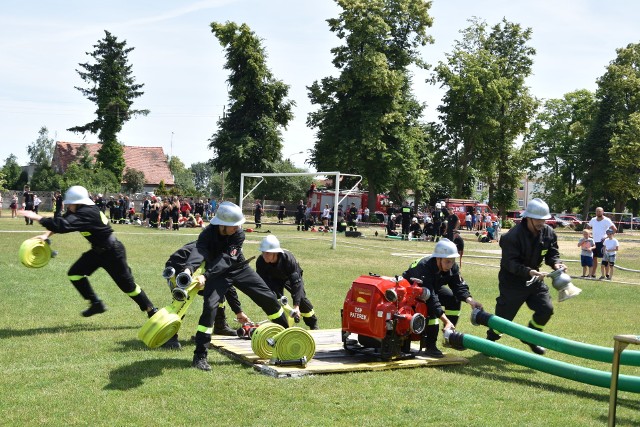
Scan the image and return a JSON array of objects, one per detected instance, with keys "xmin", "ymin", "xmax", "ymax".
[{"xmin": 210, "ymin": 328, "xmax": 468, "ymax": 378}]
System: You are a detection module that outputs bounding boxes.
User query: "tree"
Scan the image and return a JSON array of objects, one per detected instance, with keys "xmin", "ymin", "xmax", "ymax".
[
  {"xmin": 208, "ymin": 22, "xmax": 295, "ymax": 195},
  {"xmin": 2, "ymin": 154, "xmax": 23, "ymax": 190},
  {"xmin": 523, "ymin": 90, "xmax": 596, "ymax": 212},
  {"xmin": 62, "ymin": 163, "xmax": 119, "ymax": 195},
  {"xmin": 432, "ymin": 18, "xmax": 537, "ymax": 215},
  {"xmin": 253, "ymin": 160, "xmax": 311, "ymax": 202},
  {"xmin": 308, "ymin": 0, "xmax": 434, "ymax": 213},
  {"xmin": 28, "ymin": 126, "xmax": 55, "ymax": 167},
  {"xmin": 169, "ymin": 156, "xmax": 196, "ymax": 195},
  {"xmin": 68, "ymin": 30, "xmax": 148, "ymax": 178},
  {"xmin": 122, "ymin": 168, "xmax": 145, "ymax": 194},
  {"xmin": 586, "ymin": 42, "xmax": 640, "ymax": 213}
]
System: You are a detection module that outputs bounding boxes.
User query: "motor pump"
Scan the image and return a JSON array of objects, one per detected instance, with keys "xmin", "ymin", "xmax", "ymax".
[{"xmin": 342, "ymin": 274, "xmax": 430, "ymax": 360}]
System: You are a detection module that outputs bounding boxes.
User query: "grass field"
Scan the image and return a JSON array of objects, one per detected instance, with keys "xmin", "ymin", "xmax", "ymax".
[{"xmin": 1, "ymin": 214, "xmax": 639, "ymax": 426}]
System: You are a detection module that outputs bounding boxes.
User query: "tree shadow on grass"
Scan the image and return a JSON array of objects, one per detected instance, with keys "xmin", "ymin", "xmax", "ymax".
[
  {"xmin": 0, "ymin": 324, "xmax": 137, "ymax": 339},
  {"xmin": 443, "ymin": 352, "xmax": 638, "ymax": 411}
]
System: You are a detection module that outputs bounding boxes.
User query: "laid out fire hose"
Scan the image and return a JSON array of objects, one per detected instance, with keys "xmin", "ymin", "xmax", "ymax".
[
  {"xmin": 471, "ymin": 308, "xmax": 640, "ymax": 366},
  {"xmin": 19, "ymin": 238, "xmax": 55, "ymax": 268},
  {"xmin": 444, "ymin": 329, "xmax": 640, "ymax": 393}
]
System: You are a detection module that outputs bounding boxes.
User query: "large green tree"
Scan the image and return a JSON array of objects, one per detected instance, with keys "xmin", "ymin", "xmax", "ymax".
[
  {"xmin": 68, "ymin": 30, "xmax": 148, "ymax": 178},
  {"xmin": 308, "ymin": 0, "xmax": 433, "ymax": 213},
  {"xmin": 433, "ymin": 18, "xmax": 537, "ymax": 215},
  {"xmin": 208, "ymin": 22, "xmax": 295, "ymax": 196},
  {"xmin": 2, "ymin": 154, "xmax": 23, "ymax": 190},
  {"xmin": 122, "ymin": 168, "xmax": 145, "ymax": 194},
  {"xmin": 585, "ymin": 43, "xmax": 640, "ymax": 213},
  {"xmin": 523, "ymin": 90, "xmax": 596, "ymax": 212},
  {"xmin": 169, "ymin": 156, "xmax": 196, "ymax": 196},
  {"xmin": 27, "ymin": 126, "xmax": 55, "ymax": 167}
]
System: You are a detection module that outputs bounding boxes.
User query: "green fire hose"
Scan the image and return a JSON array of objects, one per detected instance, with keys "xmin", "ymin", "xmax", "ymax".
[
  {"xmin": 445, "ymin": 330, "xmax": 640, "ymax": 393},
  {"xmin": 471, "ymin": 309, "xmax": 640, "ymax": 366},
  {"xmin": 19, "ymin": 238, "xmax": 52, "ymax": 268},
  {"xmin": 251, "ymin": 323, "xmax": 286, "ymax": 359}
]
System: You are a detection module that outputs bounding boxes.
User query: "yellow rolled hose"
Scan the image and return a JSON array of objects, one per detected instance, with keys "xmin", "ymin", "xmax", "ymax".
[
  {"xmin": 251, "ymin": 323, "xmax": 285, "ymax": 359},
  {"xmin": 19, "ymin": 238, "xmax": 52, "ymax": 268},
  {"xmin": 138, "ymin": 307, "xmax": 182, "ymax": 348},
  {"xmin": 271, "ymin": 327, "xmax": 316, "ymax": 361}
]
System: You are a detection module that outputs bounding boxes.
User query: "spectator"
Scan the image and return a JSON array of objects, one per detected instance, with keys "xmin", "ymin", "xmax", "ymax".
[
  {"xmin": 210, "ymin": 197, "xmax": 218, "ymax": 216},
  {"xmin": 277, "ymin": 201, "xmax": 286, "ymax": 224},
  {"xmin": 465, "ymin": 211, "xmax": 472, "ymax": 231},
  {"xmin": 10, "ymin": 193, "xmax": 19, "ymax": 218},
  {"xmin": 600, "ymin": 229, "xmax": 619, "ymax": 281},
  {"xmin": 160, "ymin": 199, "xmax": 171, "ymax": 229},
  {"xmin": 445, "ymin": 207, "xmax": 459, "ymax": 241},
  {"xmin": 577, "ymin": 230, "xmax": 595, "ymax": 278},
  {"xmin": 254, "ymin": 199, "xmax": 264, "ymax": 229},
  {"xmin": 321, "ymin": 204, "xmax": 331, "ymax": 228},
  {"xmin": 142, "ymin": 196, "xmax": 150, "ymax": 221},
  {"xmin": 170, "ymin": 196, "xmax": 181, "ymax": 231},
  {"xmin": 23, "ymin": 185, "xmax": 35, "ymax": 225},
  {"xmin": 586, "ymin": 207, "xmax": 617, "ymax": 278},
  {"xmin": 193, "ymin": 212, "xmax": 204, "ymax": 227},
  {"xmin": 194, "ymin": 199, "xmax": 205, "ymax": 218},
  {"xmin": 452, "ymin": 229, "xmax": 464, "ymax": 267},
  {"xmin": 33, "ymin": 194, "xmax": 42, "ymax": 214},
  {"xmin": 363, "ymin": 207, "xmax": 370, "ymax": 223}
]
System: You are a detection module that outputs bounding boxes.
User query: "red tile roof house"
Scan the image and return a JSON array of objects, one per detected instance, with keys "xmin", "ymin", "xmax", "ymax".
[{"xmin": 51, "ymin": 141, "xmax": 175, "ymax": 193}]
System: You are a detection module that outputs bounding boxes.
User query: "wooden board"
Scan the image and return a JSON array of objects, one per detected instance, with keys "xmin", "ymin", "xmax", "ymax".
[{"xmin": 209, "ymin": 328, "xmax": 468, "ymax": 378}]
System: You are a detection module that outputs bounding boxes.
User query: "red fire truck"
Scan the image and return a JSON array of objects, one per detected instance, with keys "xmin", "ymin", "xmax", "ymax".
[
  {"xmin": 442, "ymin": 198, "xmax": 498, "ymax": 224},
  {"xmin": 309, "ymin": 190, "xmax": 390, "ymax": 220}
]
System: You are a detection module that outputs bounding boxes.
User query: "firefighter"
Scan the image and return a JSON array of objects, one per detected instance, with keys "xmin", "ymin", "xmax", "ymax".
[
  {"xmin": 402, "ymin": 238, "xmax": 483, "ymax": 358},
  {"xmin": 161, "ymin": 241, "xmax": 251, "ymax": 350},
  {"xmin": 400, "ymin": 201, "xmax": 413, "ymax": 237},
  {"xmin": 348, "ymin": 202, "xmax": 358, "ymax": 231},
  {"xmin": 408, "ymin": 217, "xmax": 423, "ymax": 240},
  {"xmin": 19, "ymin": 185, "xmax": 158, "ymax": 318},
  {"xmin": 486, "ymin": 198, "xmax": 566, "ymax": 355},
  {"xmin": 256, "ymin": 235, "xmax": 319, "ymax": 330},
  {"xmin": 295, "ymin": 200, "xmax": 305, "ymax": 231},
  {"xmin": 182, "ymin": 201, "xmax": 289, "ymax": 371}
]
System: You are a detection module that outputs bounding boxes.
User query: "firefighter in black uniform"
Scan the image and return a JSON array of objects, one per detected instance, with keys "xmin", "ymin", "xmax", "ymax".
[
  {"xmin": 161, "ymin": 241, "xmax": 251, "ymax": 350},
  {"xmin": 402, "ymin": 238, "xmax": 483, "ymax": 358},
  {"xmin": 348, "ymin": 202, "xmax": 358, "ymax": 231},
  {"xmin": 19, "ymin": 185, "xmax": 157, "ymax": 318},
  {"xmin": 23, "ymin": 185, "xmax": 35, "ymax": 225},
  {"xmin": 400, "ymin": 201, "xmax": 412, "ymax": 237},
  {"xmin": 486, "ymin": 198, "xmax": 566, "ymax": 355},
  {"xmin": 295, "ymin": 200, "xmax": 305, "ymax": 231},
  {"xmin": 254, "ymin": 199, "xmax": 263, "ymax": 229},
  {"xmin": 255, "ymin": 235, "xmax": 319, "ymax": 330},
  {"xmin": 183, "ymin": 201, "xmax": 289, "ymax": 371},
  {"xmin": 445, "ymin": 207, "xmax": 460, "ymax": 241}
]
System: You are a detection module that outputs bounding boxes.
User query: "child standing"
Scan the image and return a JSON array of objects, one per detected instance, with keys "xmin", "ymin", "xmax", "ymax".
[
  {"xmin": 577, "ymin": 230, "xmax": 595, "ymax": 278},
  {"xmin": 600, "ymin": 229, "xmax": 619, "ymax": 280}
]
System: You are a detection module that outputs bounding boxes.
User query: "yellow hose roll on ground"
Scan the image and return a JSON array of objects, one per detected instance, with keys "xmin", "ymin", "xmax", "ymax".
[
  {"xmin": 251, "ymin": 323, "xmax": 285, "ymax": 359},
  {"xmin": 19, "ymin": 238, "xmax": 52, "ymax": 268},
  {"xmin": 138, "ymin": 307, "xmax": 182, "ymax": 348},
  {"xmin": 272, "ymin": 327, "xmax": 316, "ymax": 361}
]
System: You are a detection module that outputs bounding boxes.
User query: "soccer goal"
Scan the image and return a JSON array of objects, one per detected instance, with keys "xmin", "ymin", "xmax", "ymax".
[{"xmin": 240, "ymin": 172, "xmax": 362, "ymax": 249}]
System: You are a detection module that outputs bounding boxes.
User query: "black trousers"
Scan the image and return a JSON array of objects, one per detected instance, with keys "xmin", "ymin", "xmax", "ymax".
[
  {"xmin": 68, "ymin": 240, "xmax": 137, "ymax": 294},
  {"xmin": 424, "ymin": 286, "xmax": 462, "ymax": 345},
  {"xmin": 195, "ymin": 266, "xmax": 287, "ymax": 354},
  {"xmin": 494, "ymin": 281, "xmax": 554, "ymax": 327}
]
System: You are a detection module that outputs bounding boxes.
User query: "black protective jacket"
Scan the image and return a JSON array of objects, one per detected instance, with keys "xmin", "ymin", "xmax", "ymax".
[
  {"xmin": 40, "ymin": 204, "xmax": 114, "ymax": 249},
  {"xmin": 498, "ymin": 218, "xmax": 560, "ymax": 287},
  {"xmin": 402, "ymin": 256, "xmax": 472, "ymax": 304},
  {"xmin": 256, "ymin": 250, "xmax": 305, "ymax": 306},
  {"xmin": 184, "ymin": 224, "xmax": 246, "ymax": 283}
]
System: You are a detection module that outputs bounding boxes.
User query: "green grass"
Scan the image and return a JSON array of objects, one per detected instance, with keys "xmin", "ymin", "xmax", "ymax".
[{"xmin": 1, "ymin": 215, "xmax": 639, "ymax": 426}]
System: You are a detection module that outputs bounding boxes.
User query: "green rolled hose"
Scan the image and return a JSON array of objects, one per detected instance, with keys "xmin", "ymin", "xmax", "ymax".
[
  {"xmin": 251, "ymin": 323, "xmax": 285, "ymax": 359},
  {"xmin": 271, "ymin": 327, "xmax": 316, "ymax": 361},
  {"xmin": 19, "ymin": 238, "xmax": 52, "ymax": 268},
  {"xmin": 472, "ymin": 309, "xmax": 640, "ymax": 366},
  {"xmin": 446, "ymin": 330, "xmax": 640, "ymax": 393}
]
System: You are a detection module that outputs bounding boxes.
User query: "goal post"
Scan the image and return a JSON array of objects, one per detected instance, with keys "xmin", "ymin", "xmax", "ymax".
[{"xmin": 240, "ymin": 172, "xmax": 362, "ymax": 249}]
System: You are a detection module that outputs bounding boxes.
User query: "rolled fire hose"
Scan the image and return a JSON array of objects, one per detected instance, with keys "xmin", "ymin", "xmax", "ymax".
[
  {"xmin": 251, "ymin": 323, "xmax": 285, "ymax": 359},
  {"xmin": 19, "ymin": 238, "xmax": 52, "ymax": 268},
  {"xmin": 444, "ymin": 329, "xmax": 640, "ymax": 393},
  {"xmin": 471, "ymin": 309, "xmax": 640, "ymax": 366},
  {"xmin": 268, "ymin": 327, "xmax": 316, "ymax": 361}
]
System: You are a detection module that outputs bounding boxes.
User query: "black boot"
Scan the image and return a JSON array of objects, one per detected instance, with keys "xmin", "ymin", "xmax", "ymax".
[
  {"xmin": 421, "ymin": 323, "xmax": 443, "ymax": 358},
  {"xmin": 82, "ymin": 300, "xmax": 107, "ymax": 317},
  {"xmin": 486, "ymin": 329, "xmax": 501, "ymax": 341},
  {"xmin": 213, "ymin": 307, "xmax": 237, "ymax": 336},
  {"xmin": 521, "ymin": 321, "xmax": 546, "ymax": 355},
  {"xmin": 303, "ymin": 315, "xmax": 319, "ymax": 330},
  {"xmin": 162, "ymin": 334, "xmax": 181, "ymax": 350},
  {"xmin": 192, "ymin": 352, "xmax": 211, "ymax": 371}
]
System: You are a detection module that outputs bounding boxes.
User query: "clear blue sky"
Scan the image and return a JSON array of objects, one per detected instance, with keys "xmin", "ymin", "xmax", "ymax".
[{"xmin": 1, "ymin": 0, "xmax": 639, "ymax": 170}]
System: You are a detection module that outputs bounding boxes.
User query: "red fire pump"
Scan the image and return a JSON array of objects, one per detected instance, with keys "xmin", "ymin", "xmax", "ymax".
[{"xmin": 341, "ymin": 274, "xmax": 430, "ymax": 360}]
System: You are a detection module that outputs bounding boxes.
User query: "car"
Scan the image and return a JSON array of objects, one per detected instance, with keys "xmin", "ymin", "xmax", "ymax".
[
  {"xmin": 632, "ymin": 217, "xmax": 640, "ymax": 230},
  {"xmin": 557, "ymin": 215, "xmax": 582, "ymax": 229},
  {"xmin": 507, "ymin": 209, "xmax": 558, "ymax": 228}
]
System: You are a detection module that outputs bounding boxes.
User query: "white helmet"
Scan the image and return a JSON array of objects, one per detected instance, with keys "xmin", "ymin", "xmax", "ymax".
[
  {"xmin": 63, "ymin": 185, "xmax": 95, "ymax": 205},
  {"xmin": 259, "ymin": 235, "xmax": 283, "ymax": 253},
  {"xmin": 211, "ymin": 201, "xmax": 246, "ymax": 226},
  {"xmin": 433, "ymin": 238, "xmax": 459, "ymax": 258},
  {"xmin": 435, "ymin": 202, "xmax": 441, "ymax": 209},
  {"xmin": 522, "ymin": 198, "xmax": 551, "ymax": 219}
]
